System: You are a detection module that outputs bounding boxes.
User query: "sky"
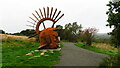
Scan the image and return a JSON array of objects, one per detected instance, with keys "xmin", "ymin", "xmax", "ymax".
[{"xmin": 0, "ymin": 0, "xmax": 118, "ymax": 33}]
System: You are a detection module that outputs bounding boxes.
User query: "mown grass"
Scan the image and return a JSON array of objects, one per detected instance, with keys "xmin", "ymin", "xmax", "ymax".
[
  {"xmin": 74, "ymin": 43, "xmax": 118, "ymax": 56},
  {"xmin": 1, "ymin": 40, "xmax": 62, "ymax": 67},
  {"xmin": 59, "ymin": 42, "xmax": 64, "ymax": 48}
]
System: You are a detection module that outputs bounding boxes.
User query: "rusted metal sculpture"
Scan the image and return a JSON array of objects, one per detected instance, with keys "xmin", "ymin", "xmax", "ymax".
[{"xmin": 28, "ymin": 7, "xmax": 64, "ymax": 49}]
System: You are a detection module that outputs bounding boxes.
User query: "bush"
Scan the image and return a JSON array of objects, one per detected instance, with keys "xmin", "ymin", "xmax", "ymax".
[
  {"xmin": 99, "ymin": 48, "xmax": 120, "ymax": 67},
  {"xmin": 80, "ymin": 28, "xmax": 98, "ymax": 46}
]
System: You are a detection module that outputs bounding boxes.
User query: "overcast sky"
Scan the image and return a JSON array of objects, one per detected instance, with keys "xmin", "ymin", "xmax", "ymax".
[{"xmin": 0, "ymin": 0, "xmax": 118, "ymax": 33}]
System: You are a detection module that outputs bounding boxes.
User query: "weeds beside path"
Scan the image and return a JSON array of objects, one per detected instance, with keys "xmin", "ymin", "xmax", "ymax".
[{"xmin": 75, "ymin": 43, "xmax": 118, "ymax": 56}]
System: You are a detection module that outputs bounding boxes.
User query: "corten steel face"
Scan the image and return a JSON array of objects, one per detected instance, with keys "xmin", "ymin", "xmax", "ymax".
[{"xmin": 28, "ymin": 7, "xmax": 64, "ymax": 49}]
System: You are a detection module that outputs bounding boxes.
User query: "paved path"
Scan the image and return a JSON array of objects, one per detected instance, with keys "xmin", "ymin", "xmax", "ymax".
[{"xmin": 55, "ymin": 42, "xmax": 109, "ymax": 66}]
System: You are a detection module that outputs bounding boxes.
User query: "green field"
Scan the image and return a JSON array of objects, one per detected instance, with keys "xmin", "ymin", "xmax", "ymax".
[{"xmin": 1, "ymin": 40, "xmax": 62, "ymax": 67}]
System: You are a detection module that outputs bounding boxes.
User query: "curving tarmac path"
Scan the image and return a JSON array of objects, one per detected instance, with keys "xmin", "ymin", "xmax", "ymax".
[{"xmin": 55, "ymin": 42, "xmax": 109, "ymax": 66}]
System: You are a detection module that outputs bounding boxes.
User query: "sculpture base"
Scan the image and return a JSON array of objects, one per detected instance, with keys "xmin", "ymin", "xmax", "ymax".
[
  {"xmin": 38, "ymin": 44, "xmax": 60, "ymax": 50},
  {"xmin": 39, "ymin": 48, "xmax": 61, "ymax": 51}
]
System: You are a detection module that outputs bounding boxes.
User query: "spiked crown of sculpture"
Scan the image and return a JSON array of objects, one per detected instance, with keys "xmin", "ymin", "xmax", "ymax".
[{"xmin": 27, "ymin": 7, "xmax": 64, "ymax": 34}]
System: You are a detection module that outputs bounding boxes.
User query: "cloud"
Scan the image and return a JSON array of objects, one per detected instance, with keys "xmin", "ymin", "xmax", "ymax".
[
  {"xmin": 0, "ymin": 0, "xmax": 112, "ymax": 33},
  {"xmin": 112, "ymin": 0, "xmax": 120, "ymax": 2}
]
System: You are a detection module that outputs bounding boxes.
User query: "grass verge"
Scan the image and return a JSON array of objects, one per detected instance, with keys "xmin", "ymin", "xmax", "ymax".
[
  {"xmin": 61, "ymin": 40, "xmax": 69, "ymax": 42},
  {"xmin": 1, "ymin": 40, "xmax": 62, "ymax": 67},
  {"xmin": 59, "ymin": 42, "xmax": 64, "ymax": 48},
  {"xmin": 74, "ymin": 43, "xmax": 118, "ymax": 56}
]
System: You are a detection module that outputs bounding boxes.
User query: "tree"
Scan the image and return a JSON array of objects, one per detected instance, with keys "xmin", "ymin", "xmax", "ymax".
[
  {"xmin": 20, "ymin": 29, "xmax": 36, "ymax": 36},
  {"xmin": 55, "ymin": 22, "xmax": 82, "ymax": 42},
  {"xmin": 56, "ymin": 25, "xmax": 63, "ymax": 29},
  {"xmin": 106, "ymin": 1, "xmax": 120, "ymax": 47},
  {"xmin": 99, "ymin": 1, "xmax": 120, "ymax": 67},
  {"xmin": 0, "ymin": 30, "xmax": 5, "ymax": 34},
  {"xmin": 55, "ymin": 25, "xmax": 64, "ymax": 39},
  {"xmin": 80, "ymin": 28, "xmax": 98, "ymax": 46},
  {"xmin": 63, "ymin": 22, "xmax": 82, "ymax": 42}
]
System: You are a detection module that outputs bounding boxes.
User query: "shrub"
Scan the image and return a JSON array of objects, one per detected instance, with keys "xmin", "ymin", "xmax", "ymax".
[
  {"xmin": 80, "ymin": 28, "xmax": 98, "ymax": 46},
  {"xmin": 99, "ymin": 48, "xmax": 120, "ymax": 67}
]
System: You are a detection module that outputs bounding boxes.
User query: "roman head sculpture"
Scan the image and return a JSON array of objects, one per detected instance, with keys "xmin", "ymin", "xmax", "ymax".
[{"xmin": 28, "ymin": 7, "xmax": 64, "ymax": 49}]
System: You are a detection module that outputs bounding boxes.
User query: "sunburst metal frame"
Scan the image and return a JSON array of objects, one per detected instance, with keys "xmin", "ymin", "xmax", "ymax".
[{"xmin": 27, "ymin": 7, "xmax": 64, "ymax": 34}]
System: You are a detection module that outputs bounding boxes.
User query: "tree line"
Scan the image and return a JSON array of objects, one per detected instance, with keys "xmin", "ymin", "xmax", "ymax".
[{"xmin": 1, "ymin": 22, "xmax": 98, "ymax": 46}]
